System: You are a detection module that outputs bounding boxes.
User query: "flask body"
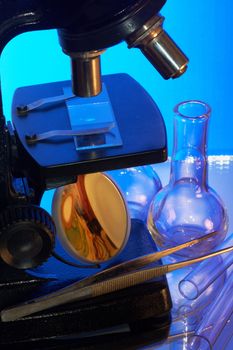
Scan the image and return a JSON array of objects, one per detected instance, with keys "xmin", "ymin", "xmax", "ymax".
[
  {"xmin": 147, "ymin": 101, "xmax": 228, "ymax": 258},
  {"xmin": 108, "ymin": 165, "xmax": 162, "ymax": 222}
]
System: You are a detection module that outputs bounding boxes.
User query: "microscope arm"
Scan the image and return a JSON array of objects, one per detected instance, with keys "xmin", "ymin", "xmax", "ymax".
[
  {"xmin": 0, "ymin": 0, "xmax": 167, "ymax": 206},
  {"xmin": 0, "ymin": 0, "xmax": 188, "ymax": 207}
]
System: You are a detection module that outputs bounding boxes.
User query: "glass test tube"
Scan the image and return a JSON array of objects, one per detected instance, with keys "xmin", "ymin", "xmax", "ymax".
[
  {"xmin": 191, "ymin": 268, "xmax": 233, "ymax": 349},
  {"xmin": 145, "ymin": 333, "xmax": 211, "ymax": 350},
  {"xmin": 179, "ymin": 233, "xmax": 233, "ymax": 300}
]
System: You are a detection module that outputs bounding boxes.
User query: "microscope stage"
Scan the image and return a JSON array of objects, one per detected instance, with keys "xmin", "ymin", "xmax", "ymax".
[{"xmin": 12, "ymin": 74, "xmax": 167, "ymax": 187}]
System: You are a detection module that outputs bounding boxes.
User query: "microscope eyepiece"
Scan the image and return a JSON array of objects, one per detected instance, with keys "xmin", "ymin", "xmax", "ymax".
[{"xmin": 127, "ymin": 15, "xmax": 188, "ymax": 79}]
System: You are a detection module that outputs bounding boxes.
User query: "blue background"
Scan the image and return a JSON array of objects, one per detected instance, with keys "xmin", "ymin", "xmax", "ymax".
[
  {"xmin": 1, "ymin": 3, "xmax": 233, "ymax": 348},
  {"xmin": 1, "ymin": 0, "xmax": 232, "ymax": 155}
]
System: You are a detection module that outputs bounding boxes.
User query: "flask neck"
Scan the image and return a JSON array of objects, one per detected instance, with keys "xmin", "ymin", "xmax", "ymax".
[{"xmin": 170, "ymin": 101, "xmax": 210, "ymax": 186}]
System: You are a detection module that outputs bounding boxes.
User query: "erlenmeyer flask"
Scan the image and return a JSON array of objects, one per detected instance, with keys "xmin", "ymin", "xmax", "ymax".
[{"xmin": 147, "ymin": 100, "xmax": 228, "ymax": 258}]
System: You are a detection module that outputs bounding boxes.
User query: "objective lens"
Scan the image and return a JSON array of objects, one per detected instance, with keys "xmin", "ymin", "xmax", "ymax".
[
  {"xmin": 127, "ymin": 15, "xmax": 188, "ymax": 79},
  {"xmin": 64, "ymin": 50, "xmax": 105, "ymax": 97}
]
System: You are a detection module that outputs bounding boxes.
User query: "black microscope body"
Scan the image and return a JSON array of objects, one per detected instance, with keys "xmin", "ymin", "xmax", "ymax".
[
  {"xmin": 0, "ymin": 0, "xmax": 167, "ymax": 209},
  {"xmin": 0, "ymin": 1, "xmax": 188, "ymax": 347}
]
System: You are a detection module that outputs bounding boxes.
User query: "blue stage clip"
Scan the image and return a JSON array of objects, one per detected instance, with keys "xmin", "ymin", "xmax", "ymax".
[
  {"xmin": 17, "ymin": 93, "xmax": 75, "ymax": 115},
  {"xmin": 25, "ymin": 124, "xmax": 114, "ymax": 144}
]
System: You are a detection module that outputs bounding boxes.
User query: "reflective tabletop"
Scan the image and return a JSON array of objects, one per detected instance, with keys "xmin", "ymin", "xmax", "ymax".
[{"xmin": 38, "ymin": 156, "xmax": 233, "ymax": 350}]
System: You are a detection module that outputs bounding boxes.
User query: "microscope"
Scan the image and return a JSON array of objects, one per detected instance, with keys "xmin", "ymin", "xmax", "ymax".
[{"xmin": 0, "ymin": 0, "xmax": 188, "ymax": 347}]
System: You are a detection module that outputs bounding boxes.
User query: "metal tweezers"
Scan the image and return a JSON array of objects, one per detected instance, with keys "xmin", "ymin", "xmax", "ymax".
[{"xmin": 2, "ymin": 231, "xmax": 233, "ymax": 322}]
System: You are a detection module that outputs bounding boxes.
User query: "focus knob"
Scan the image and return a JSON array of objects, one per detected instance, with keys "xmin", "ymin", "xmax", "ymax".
[{"xmin": 0, "ymin": 205, "xmax": 55, "ymax": 269}]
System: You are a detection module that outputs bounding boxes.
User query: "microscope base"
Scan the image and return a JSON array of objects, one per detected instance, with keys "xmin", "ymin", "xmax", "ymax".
[{"xmin": 0, "ymin": 220, "xmax": 172, "ymax": 349}]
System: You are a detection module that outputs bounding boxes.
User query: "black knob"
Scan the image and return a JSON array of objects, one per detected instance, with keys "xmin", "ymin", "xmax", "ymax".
[{"xmin": 0, "ymin": 205, "xmax": 55, "ymax": 269}]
